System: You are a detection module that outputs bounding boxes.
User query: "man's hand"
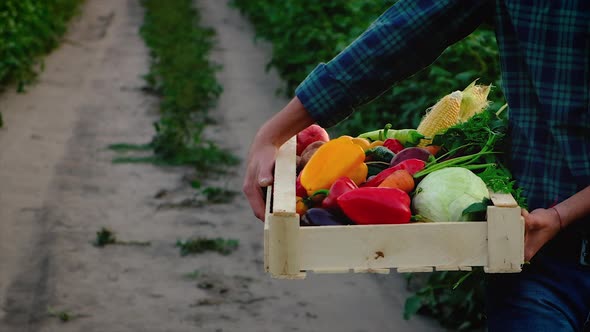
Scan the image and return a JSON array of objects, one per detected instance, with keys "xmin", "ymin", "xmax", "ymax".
[
  {"xmin": 522, "ymin": 208, "xmax": 561, "ymax": 261},
  {"xmin": 242, "ymin": 138, "xmax": 277, "ymax": 221},
  {"xmin": 242, "ymin": 97, "xmax": 316, "ymax": 222}
]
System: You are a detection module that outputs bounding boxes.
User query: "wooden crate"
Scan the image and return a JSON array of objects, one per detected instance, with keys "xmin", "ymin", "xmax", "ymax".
[{"xmin": 264, "ymin": 137, "xmax": 524, "ymax": 279}]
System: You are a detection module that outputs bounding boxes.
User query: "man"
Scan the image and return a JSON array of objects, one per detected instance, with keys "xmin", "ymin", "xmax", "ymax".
[{"xmin": 243, "ymin": 1, "xmax": 590, "ymax": 330}]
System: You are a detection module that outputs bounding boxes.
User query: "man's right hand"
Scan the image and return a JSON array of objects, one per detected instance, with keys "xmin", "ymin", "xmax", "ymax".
[
  {"xmin": 242, "ymin": 136, "xmax": 278, "ymax": 221},
  {"xmin": 242, "ymin": 96, "xmax": 316, "ymax": 221}
]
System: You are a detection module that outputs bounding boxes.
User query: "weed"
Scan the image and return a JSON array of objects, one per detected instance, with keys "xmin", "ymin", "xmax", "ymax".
[
  {"xmin": 47, "ymin": 306, "xmax": 86, "ymax": 322},
  {"xmin": 155, "ymin": 186, "xmax": 238, "ymax": 209},
  {"xmin": 176, "ymin": 237, "xmax": 239, "ymax": 256},
  {"xmin": 111, "ymin": 156, "xmax": 162, "ymax": 164},
  {"xmin": 94, "ymin": 227, "xmax": 117, "ymax": 247},
  {"xmin": 107, "ymin": 143, "xmax": 152, "ymax": 151},
  {"xmin": 201, "ymin": 187, "xmax": 238, "ymax": 204},
  {"xmin": 94, "ymin": 227, "xmax": 151, "ymax": 247},
  {"xmin": 183, "ymin": 269, "xmax": 201, "ymax": 280}
]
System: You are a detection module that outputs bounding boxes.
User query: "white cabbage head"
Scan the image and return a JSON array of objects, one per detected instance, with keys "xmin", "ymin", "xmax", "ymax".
[{"xmin": 412, "ymin": 167, "xmax": 489, "ymax": 222}]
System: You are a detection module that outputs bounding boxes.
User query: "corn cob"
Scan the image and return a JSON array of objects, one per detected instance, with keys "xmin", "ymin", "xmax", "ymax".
[
  {"xmin": 416, "ymin": 90, "xmax": 463, "ymax": 147},
  {"xmin": 459, "ymin": 79, "xmax": 491, "ymax": 121}
]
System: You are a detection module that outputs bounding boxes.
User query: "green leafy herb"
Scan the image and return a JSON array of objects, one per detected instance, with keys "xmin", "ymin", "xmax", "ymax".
[
  {"xmin": 425, "ymin": 108, "xmax": 527, "ymax": 207},
  {"xmin": 432, "ymin": 108, "xmax": 507, "ymax": 156}
]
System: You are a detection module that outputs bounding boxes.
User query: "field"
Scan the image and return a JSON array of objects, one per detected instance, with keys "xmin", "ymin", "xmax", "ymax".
[{"xmin": 0, "ymin": 0, "xmax": 457, "ymax": 331}]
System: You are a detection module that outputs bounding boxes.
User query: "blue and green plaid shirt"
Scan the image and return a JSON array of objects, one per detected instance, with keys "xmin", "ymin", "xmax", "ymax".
[{"xmin": 295, "ymin": 0, "xmax": 590, "ymax": 212}]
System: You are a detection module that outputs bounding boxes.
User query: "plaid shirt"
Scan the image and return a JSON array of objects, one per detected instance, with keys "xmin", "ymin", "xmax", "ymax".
[{"xmin": 295, "ymin": 0, "xmax": 590, "ymax": 212}]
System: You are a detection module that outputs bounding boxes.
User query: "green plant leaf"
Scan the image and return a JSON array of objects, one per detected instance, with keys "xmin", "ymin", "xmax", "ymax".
[{"xmin": 403, "ymin": 295, "xmax": 423, "ymax": 320}]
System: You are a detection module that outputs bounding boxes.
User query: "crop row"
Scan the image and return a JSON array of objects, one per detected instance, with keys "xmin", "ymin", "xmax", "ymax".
[{"xmin": 0, "ymin": 0, "xmax": 83, "ymax": 90}]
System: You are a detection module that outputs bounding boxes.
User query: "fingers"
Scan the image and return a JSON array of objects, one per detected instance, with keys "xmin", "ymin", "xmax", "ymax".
[
  {"xmin": 257, "ymin": 161, "xmax": 274, "ymax": 187},
  {"xmin": 522, "ymin": 209, "xmax": 539, "ymax": 261},
  {"xmin": 243, "ymin": 178, "xmax": 266, "ymax": 221},
  {"xmin": 243, "ymin": 145, "xmax": 277, "ymax": 222},
  {"xmin": 243, "ymin": 157, "xmax": 266, "ymax": 221},
  {"xmin": 522, "ymin": 208, "xmax": 561, "ymax": 262}
]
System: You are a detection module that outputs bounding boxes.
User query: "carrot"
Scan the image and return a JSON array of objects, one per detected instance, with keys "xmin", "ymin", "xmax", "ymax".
[
  {"xmin": 377, "ymin": 169, "xmax": 415, "ymax": 193},
  {"xmin": 422, "ymin": 145, "xmax": 441, "ymax": 156}
]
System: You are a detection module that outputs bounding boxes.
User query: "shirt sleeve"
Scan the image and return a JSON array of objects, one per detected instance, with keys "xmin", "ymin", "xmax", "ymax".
[{"xmin": 295, "ymin": 0, "xmax": 494, "ymax": 128}]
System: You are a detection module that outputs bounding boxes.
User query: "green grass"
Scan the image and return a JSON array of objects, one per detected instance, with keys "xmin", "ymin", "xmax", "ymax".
[
  {"xmin": 107, "ymin": 143, "xmax": 152, "ymax": 151},
  {"xmin": 47, "ymin": 306, "xmax": 87, "ymax": 322},
  {"xmin": 176, "ymin": 237, "xmax": 239, "ymax": 256},
  {"xmin": 94, "ymin": 227, "xmax": 151, "ymax": 247}
]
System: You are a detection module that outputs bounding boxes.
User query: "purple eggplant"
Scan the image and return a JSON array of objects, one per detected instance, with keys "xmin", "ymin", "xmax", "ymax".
[
  {"xmin": 301, "ymin": 208, "xmax": 353, "ymax": 226},
  {"xmin": 390, "ymin": 147, "xmax": 432, "ymax": 167}
]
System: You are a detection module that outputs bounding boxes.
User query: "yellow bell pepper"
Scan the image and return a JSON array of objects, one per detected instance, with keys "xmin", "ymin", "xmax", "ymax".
[
  {"xmin": 368, "ymin": 140, "xmax": 384, "ymax": 149},
  {"xmin": 351, "ymin": 137, "xmax": 371, "ymax": 151},
  {"xmin": 300, "ymin": 136, "xmax": 367, "ymax": 196},
  {"xmin": 349, "ymin": 162, "xmax": 369, "ymax": 185}
]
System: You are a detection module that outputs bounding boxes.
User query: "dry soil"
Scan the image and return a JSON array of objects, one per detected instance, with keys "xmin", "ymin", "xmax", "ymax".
[{"xmin": 0, "ymin": 1, "xmax": 443, "ymax": 331}]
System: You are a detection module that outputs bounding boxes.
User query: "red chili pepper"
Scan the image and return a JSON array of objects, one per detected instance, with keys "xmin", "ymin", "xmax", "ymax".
[
  {"xmin": 383, "ymin": 138, "xmax": 404, "ymax": 153},
  {"xmin": 321, "ymin": 177, "xmax": 358, "ymax": 211},
  {"xmin": 361, "ymin": 158, "xmax": 426, "ymax": 187},
  {"xmin": 337, "ymin": 187, "xmax": 411, "ymax": 224}
]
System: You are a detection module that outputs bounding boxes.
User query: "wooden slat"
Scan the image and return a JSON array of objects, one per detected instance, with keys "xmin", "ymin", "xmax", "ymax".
[
  {"xmin": 484, "ymin": 205, "xmax": 524, "ymax": 273},
  {"xmin": 353, "ymin": 268, "xmax": 390, "ymax": 274},
  {"xmin": 397, "ymin": 267, "xmax": 433, "ymax": 273},
  {"xmin": 268, "ymin": 212, "xmax": 306, "ymax": 279},
  {"xmin": 263, "ymin": 186, "xmax": 272, "ymax": 272},
  {"xmin": 272, "ymin": 137, "xmax": 297, "ymax": 214},
  {"xmin": 490, "ymin": 192, "xmax": 518, "ymax": 208},
  {"xmin": 311, "ymin": 269, "xmax": 351, "ymax": 274},
  {"xmin": 298, "ymin": 222, "xmax": 488, "ymax": 271},
  {"xmin": 435, "ymin": 265, "xmax": 460, "ymax": 271}
]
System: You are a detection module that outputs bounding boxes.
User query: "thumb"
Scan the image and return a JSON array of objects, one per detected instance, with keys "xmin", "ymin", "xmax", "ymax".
[{"xmin": 258, "ymin": 163, "xmax": 274, "ymax": 187}]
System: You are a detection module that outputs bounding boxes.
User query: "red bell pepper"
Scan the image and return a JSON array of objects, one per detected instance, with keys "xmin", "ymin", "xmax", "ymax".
[
  {"xmin": 361, "ymin": 158, "xmax": 425, "ymax": 187},
  {"xmin": 296, "ymin": 173, "xmax": 308, "ymax": 198},
  {"xmin": 337, "ymin": 187, "xmax": 411, "ymax": 224},
  {"xmin": 383, "ymin": 138, "xmax": 404, "ymax": 154},
  {"xmin": 321, "ymin": 177, "xmax": 358, "ymax": 211}
]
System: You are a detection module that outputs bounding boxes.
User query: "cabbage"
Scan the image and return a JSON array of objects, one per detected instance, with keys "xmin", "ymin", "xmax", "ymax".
[{"xmin": 412, "ymin": 167, "xmax": 489, "ymax": 222}]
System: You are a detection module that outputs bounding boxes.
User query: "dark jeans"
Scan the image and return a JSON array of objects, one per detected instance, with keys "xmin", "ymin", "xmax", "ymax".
[{"xmin": 486, "ymin": 230, "xmax": 590, "ymax": 331}]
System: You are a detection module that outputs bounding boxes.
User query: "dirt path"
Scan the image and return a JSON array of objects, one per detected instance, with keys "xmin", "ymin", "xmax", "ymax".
[{"xmin": 0, "ymin": 0, "xmax": 442, "ymax": 331}]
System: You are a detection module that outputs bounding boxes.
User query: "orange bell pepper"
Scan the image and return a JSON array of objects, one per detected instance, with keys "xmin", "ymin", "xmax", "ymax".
[{"xmin": 300, "ymin": 136, "xmax": 367, "ymax": 196}]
